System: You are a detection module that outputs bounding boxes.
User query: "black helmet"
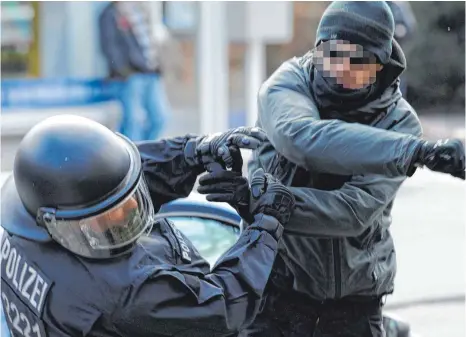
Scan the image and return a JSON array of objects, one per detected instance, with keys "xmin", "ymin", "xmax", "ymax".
[{"xmin": 12, "ymin": 115, "xmax": 155, "ymax": 259}]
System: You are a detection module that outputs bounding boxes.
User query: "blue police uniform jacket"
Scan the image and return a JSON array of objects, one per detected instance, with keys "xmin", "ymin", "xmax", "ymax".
[{"xmin": 1, "ymin": 136, "xmax": 282, "ymax": 337}]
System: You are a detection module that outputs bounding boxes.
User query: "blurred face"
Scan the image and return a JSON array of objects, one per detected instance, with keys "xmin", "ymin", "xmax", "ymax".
[
  {"xmin": 87, "ymin": 197, "xmax": 139, "ymax": 233},
  {"xmin": 314, "ymin": 40, "xmax": 384, "ymax": 90}
]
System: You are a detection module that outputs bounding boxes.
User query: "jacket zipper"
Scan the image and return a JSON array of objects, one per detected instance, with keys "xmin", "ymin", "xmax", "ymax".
[{"xmin": 332, "ymin": 239, "xmax": 341, "ymax": 298}]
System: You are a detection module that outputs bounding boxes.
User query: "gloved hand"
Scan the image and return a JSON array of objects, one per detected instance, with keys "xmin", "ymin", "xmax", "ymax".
[
  {"xmin": 249, "ymin": 168, "xmax": 296, "ymax": 226},
  {"xmin": 198, "ymin": 147, "xmax": 254, "ymax": 223},
  {"xmin": 184, "ymin": 127, "xmax": 267, "ymax": 172},
  {"xmin": 415, "ymin": 139, "xmax": 465, "ymax": 180},
  {"xmin": 197, "ymin": 170, "xmax": 254, "ymax": 224}
]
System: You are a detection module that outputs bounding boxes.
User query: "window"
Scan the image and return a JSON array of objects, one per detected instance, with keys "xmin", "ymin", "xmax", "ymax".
[
  {"xmin": 1, "ymin": 1, "xmax": 39, "ymax": 78},
  {"xmin": 167, "ymin": 216, "xmax": 239, "ymax": 266}
]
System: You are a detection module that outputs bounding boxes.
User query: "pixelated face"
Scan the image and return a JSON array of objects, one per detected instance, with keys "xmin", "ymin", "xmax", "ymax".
[{"xmin": 313, "ymin": 40, "xmax": 383, "ymax": 90}]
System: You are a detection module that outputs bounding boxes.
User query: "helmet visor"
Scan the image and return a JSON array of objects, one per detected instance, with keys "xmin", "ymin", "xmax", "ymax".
[{"xmin": 45, "ymin": 177, "xmax": 154, "ymax": 259}]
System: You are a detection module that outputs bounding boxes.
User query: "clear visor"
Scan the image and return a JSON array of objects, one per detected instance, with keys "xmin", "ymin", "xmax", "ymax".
[{"xmin": 45, "ymin": 177, "xmax": 154, "ymax": 258}]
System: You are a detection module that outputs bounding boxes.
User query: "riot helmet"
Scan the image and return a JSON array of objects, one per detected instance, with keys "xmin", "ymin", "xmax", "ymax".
[{"xmin": 12, "ymin": 115, "xmax": 155, "ymax": 259}]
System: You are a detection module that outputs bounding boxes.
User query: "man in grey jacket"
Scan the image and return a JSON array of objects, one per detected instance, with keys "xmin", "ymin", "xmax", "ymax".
[{"xmin": 199, "ymin": 2, "xmax": 465, "ymax": 336}]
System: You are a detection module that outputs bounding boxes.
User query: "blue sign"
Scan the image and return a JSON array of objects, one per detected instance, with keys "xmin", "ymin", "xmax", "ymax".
[{"xmin": 1, "ymin": 79, "xmax": 124, "ymax": 109}]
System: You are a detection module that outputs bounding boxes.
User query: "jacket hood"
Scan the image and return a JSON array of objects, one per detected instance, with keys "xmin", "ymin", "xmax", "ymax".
[{"xmin": 375, "ymin": 38, "xmax": 406, "ymax": 96}]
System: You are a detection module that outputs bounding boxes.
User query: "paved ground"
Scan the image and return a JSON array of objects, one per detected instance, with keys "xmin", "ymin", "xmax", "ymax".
[{"xmin": 384, "ymin": 170, "xmax": 465, "ymax": 337}]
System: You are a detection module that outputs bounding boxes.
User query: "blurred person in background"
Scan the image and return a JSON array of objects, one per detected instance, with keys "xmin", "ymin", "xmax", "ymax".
[
  {"xmin": 0, "ymin": 115, "xmax": 298, "ymax": 337},
  {"xmin": 201, "ymin": 1, "xmax": 464, "ymax": 336},
  {"xmin": 386, "ymin": 1, "xmax": 417, "ymax": 98},
  {"xmin": 99, "ymin": 1, "xmax": 170, "ymax": 141}
]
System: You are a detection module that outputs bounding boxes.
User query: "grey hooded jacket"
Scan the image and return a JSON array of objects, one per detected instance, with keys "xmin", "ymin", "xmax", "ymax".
[{"xmin": 248, "ymin": 41, "xmax": 423, "ymax": 300}]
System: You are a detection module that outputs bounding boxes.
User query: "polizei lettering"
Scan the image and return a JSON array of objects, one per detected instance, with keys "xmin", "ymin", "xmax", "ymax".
[
  {"xmin": 1, "ymin": 235, "xmax": 51, "ymax": 317},
  {"xmin": 170, "ymin": 224, "xmax": 191, "ymax": 263}
]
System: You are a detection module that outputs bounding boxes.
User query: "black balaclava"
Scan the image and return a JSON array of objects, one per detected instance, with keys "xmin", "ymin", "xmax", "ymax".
[{"xmin": 310, "ymin": 1, "xmax": 404, "ymax": 123}]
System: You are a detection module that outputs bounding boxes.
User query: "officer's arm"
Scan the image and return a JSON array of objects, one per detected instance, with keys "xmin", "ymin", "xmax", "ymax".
[
  {"xmin": 137, "ymin": 136, "xmax": 204, "ymax": 210},
  {"xmin": 113, "ymin": 214, "xmax": 281, "ymax": 336},
  {"xmin": 260, "ymin": 59, "xmax": 423, "ymax": 177}
]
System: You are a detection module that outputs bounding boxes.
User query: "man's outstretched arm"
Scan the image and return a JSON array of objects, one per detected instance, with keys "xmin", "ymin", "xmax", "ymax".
[{"xmin": 259, "ymin": 58, "xmax": 464, "ymax": 178}]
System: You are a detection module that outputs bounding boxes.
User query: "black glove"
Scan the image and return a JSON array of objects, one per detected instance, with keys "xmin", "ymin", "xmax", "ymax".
[
  {"xmin": 197, "ymin": 170, "xmax": 254, "ymax": 224},
  {"xmin": 415, "ymin": 139, "xmax": 465, "ymax": 180},
  {"xmin": 184, "ymin": 127, "xmax": 267, "ymax": 172},
  {"xmin": 249, "ymin": 168, "xmax": 296, "ymax": 226},
  {"xmin": 198, "ymin": 146, "xmax": 252, "ymax": 221}
]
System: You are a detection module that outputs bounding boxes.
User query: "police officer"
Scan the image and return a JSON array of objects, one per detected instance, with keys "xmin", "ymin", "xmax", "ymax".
[{"xmin": 0, "ymin": 115, "xmax": 296, "ymax": 337}]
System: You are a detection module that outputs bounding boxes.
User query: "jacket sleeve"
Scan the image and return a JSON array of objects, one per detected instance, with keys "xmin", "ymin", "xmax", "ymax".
[
  {"xmin": 258, "ymin": 59, "xmax": 423, "ymax": 178},
  {"xmin": 137, "ymin": 136, "xmax": 204, "ymax": 210},
  {"xmin": 98, "ymin": 7, "xmax": 129, "ymax": 75},
  {"xmin": 113, "ymin": 214, "xmax": 282, "ymax": 336},
  {"xmin": 284, "ymin": 111, "xmax": 423, "ymax": 237},
  {"xmin": 286, "ymin": 174, "xmax": 404, "ymax": 237}
]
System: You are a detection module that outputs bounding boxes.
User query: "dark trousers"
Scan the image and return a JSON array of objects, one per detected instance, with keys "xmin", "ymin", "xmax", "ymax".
[{"xmin": 240, "ymin": 285, "xmax": 385, "ymax": 337}]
